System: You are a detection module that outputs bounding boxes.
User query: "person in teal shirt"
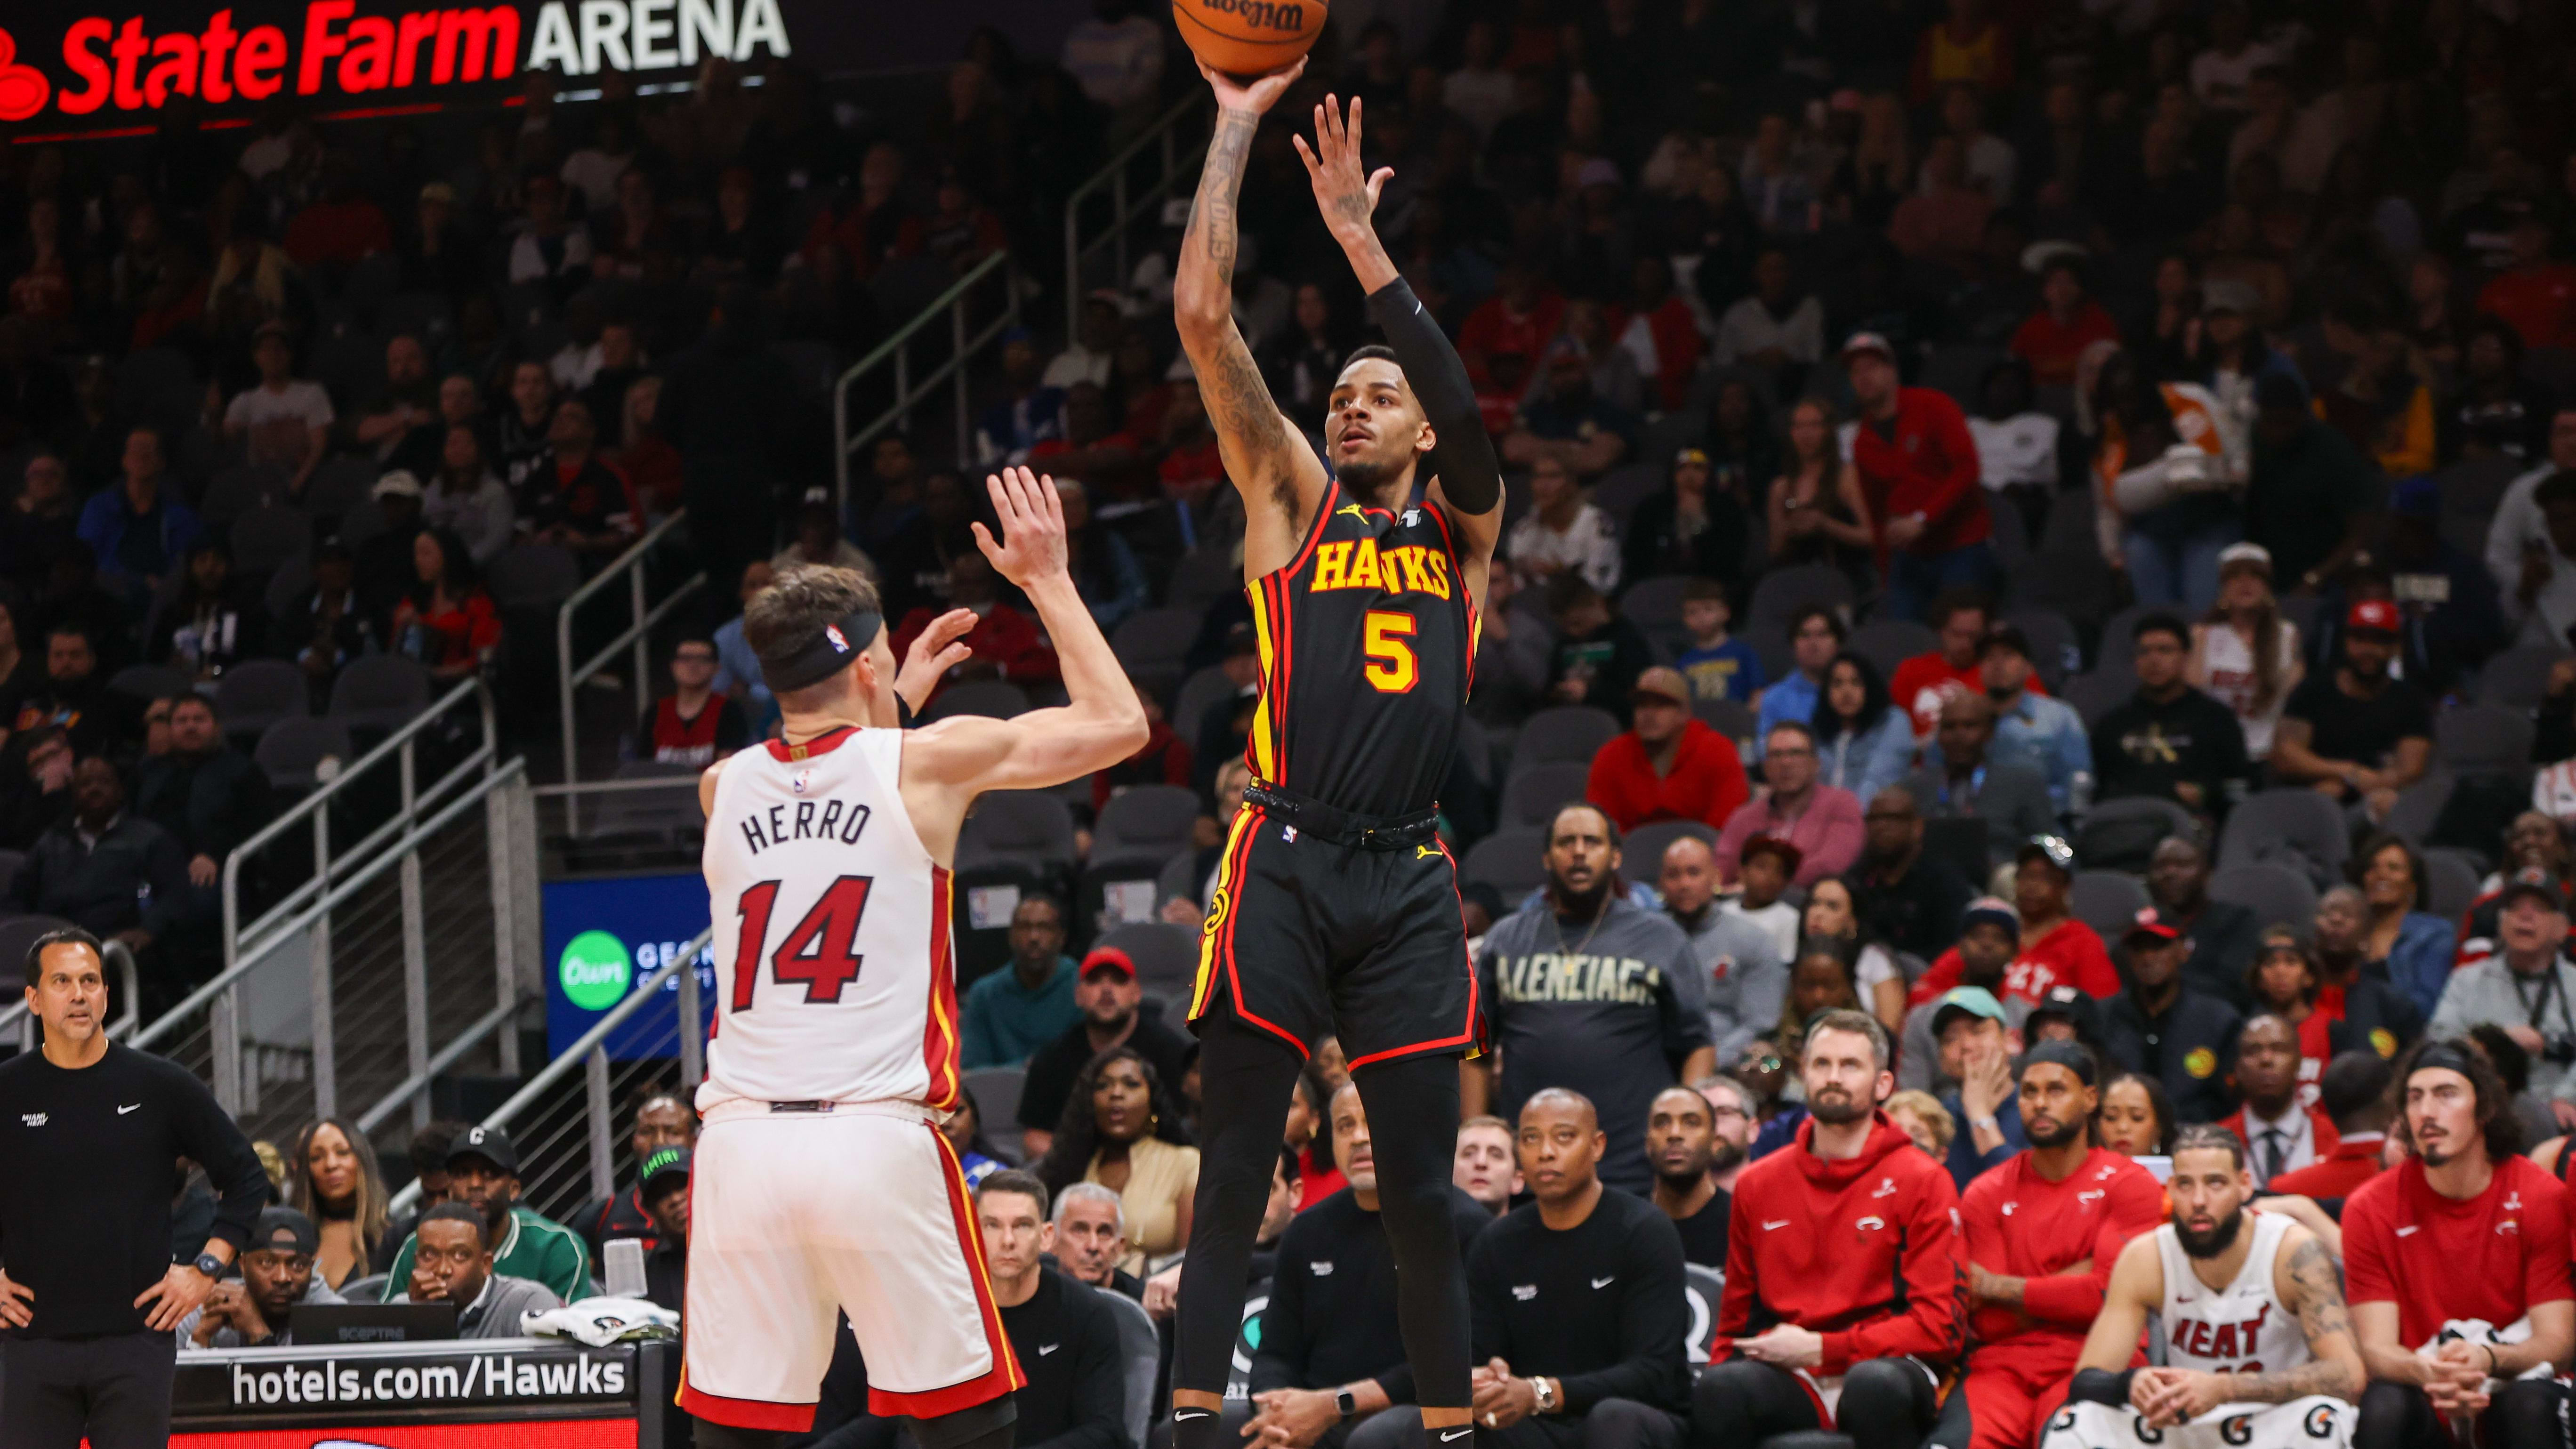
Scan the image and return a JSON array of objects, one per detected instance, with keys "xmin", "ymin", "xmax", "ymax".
[
  {"xmin": 961, "ymin": 894, "xmax": 1082, "ymax": 1068},
  {"xmin": 379, "ymin": 1126, "xmax": 590, "ymax": 1304}
]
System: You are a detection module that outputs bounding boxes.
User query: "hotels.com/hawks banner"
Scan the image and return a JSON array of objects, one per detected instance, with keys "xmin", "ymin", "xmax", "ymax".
[{"xmin": 0, "ymin": 0, "xmax": 793, "ymax": 131}]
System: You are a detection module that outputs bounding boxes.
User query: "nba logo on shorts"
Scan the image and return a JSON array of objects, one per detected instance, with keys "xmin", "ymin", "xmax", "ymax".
[{"xmin": 826, "ymin": 625, "xmax": 850, "ymax": 652}]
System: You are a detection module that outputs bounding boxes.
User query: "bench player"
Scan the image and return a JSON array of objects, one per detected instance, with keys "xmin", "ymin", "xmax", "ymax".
[
  {"xmin": 1165, "ymin": 64, "xmax": 1505, "ymax": 1449},
  {"xmin": 681, "ymin": 466, "xmax": 1148, "ymax": 1449},
  {"xmin": 2045, "ymin": 1124, "xmax": 2362, "ymax": 1449}
]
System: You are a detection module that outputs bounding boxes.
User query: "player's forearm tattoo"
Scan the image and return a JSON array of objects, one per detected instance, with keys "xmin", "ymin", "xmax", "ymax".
[
  {"xmin": 1193, "ymin": 109, "xmax": 1258, "ymax": 287},
  {"xmin": 1184, "ymin": 107, "xmax": 1295, "ymax": 504},
  {"xmin": 2233, "ymin": 1238, "xmax": 2362, "ymax": 1403}
]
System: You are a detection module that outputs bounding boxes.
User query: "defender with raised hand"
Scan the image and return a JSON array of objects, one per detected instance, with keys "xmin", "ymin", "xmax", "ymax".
[{"xmin": 1166, "ymin": 63, "xmax": 1505, "ymax": 1449}]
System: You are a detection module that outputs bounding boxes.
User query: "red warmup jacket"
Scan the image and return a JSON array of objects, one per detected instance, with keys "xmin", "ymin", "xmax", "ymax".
[
  {"xmin": 1960, "ymin": 1148, "xmax": 2164, "ymax": 1354},
  {"xmin": 1718, "ymin": 1112, "xmax": 1966, "ymax": 1375},
  {"xmin": 892, "ymin": 604, "xmax": 1060, "ymax": 706},
  {"xmin": 1849, "ymin": 387, "xmax": 1989, "ymax": 561},
  {"xmin": 1586, "ymin": 718, "xmax": 1751, "ymax": 833}
]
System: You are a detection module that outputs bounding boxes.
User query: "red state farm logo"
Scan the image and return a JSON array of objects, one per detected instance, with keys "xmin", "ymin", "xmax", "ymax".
[{"xmin": 0, "ymin": 28, "xmax": 50, "ymax": 121}]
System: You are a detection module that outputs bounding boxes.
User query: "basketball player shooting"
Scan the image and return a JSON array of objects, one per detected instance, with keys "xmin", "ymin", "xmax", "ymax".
[
  {"xmin": 681, "ymin": 466, "xmax": 1149, "ymax": 1449},
  {"xmin": 1166, "ymin": 62, "xmax": 1505, "ymax": 1449}
]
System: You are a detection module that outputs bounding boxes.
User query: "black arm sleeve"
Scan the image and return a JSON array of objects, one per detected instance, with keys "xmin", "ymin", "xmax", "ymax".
[
  {"xmin": 1022, "ymin": 1285, "xmax": 1128, "ymax": 1449},
  {"xmin": 1365, "ymin": 278, "xmax": 1501, "ymax": 516},
  {"xmin": 2067, "ymin": 1368, "xmax": 2136, "ymax": 1408},
  {"xmin": 165, "ymin": 1057, "xmax": 269, "ymax": 1251}
]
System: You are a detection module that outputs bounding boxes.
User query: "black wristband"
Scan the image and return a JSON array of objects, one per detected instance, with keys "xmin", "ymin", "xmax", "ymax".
[{"xmin": 2068, "ymin": 1368, "xmax": 2135, "ymax": 1408}]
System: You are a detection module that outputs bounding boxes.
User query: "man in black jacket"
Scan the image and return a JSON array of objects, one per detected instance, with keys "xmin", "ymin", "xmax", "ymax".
[
  {"xmin": 1843, "ymin": 785, "xmax": 1975, "ymax": 962},
  {"xmin": 0, "ymin": 926, "xmax": 269, "ymax": 1449},
  {"xmin": 2145, "ymin": 837, "xmax": 2263, "ymax": 1010},
  {"xmin": 132, "ymin": 694, "xmax": 272, "ymax": 947},
  {"xmin": 975, "ymin": 1172, "xmax": 1126, "ymax": 1449},
  {"xmin": 2089, "ymin": 613, "xmax": 2251, "ymax": 818},
  {"xmin": 2100, "ymin": 907, "xmax": 2245, "ymax": 1124},
  {"xmin": 14, "ymin": 759, "xmax": 188, "ymax": 998},
  {"xmin": 1366, "ymin": 1089, "xmax": 1691, "ymax": 1449},
  {"xmin": 1241, "ymin": 1082, "xmax": 1495, "ymax": 1449}
]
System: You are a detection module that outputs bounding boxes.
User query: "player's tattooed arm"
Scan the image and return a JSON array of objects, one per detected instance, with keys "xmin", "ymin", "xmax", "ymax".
[
  {"xmin": 1967, "ymin": 1263, "xmax": 2024, "ymax": 1308},
  {"xmin": 2226, "ymin": 1234, "xmax": 2361, "ymax": 1404}
]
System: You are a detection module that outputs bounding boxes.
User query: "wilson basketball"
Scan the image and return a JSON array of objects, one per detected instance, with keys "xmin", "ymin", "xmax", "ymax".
[{"xmin": 1173, "ymin": 0, "xmax": 1328, "ymax": 80}]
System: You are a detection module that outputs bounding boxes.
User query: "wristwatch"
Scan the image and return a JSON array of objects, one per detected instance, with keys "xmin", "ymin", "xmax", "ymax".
[
  {"xmin": 1970, "ymin": 1115, "xmax": 2000, "ymax": 1134},
  {"xmin": 1334, "ymin": 1390, "xmax": 1358, "ymax": 1419},
  {"xmin": 1529, "ymin": 1378, "xmax": 1558, "ymax": 1414},
  {"xmin": 192, "ymin": 1251, "xmax": 227, "ymax": 1280}
]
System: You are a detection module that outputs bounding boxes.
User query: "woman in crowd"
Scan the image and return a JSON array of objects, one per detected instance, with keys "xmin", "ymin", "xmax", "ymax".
[
  {"xmin": 939, "ymin": 1093, "xmax": 1010, "ymax": 1191},
  {"xmin": 1764, "ymin": 396, "xmax": 1875, "ymax": 589},
  {"xmin": 390, "ymin": 526, "xmax": 500, "ymax": 683},
  {"xmin": 1056, "ymin": 477, "xmax": 1149, "ymax": 631},
  {"xmin": 149, "ymin": 541, "xmax": 263, "ymax": 680},
  {"xmin": 423, "ymin": 427, "xmax": 515, "ymax": 564},
  {"xmin": 2096, "ymin": 1071, "xmax": 2175, "ymax": 1158},
  {"xmin": 1771, "ymin": 948, "xmax": 1861, "ymax": 1056},
  {"xmin": 289, "ymin": 1117, "xmax": 394, "ymax": 1288},
  {"xmin": 2189, "ymin": 542, "xmax": 2302, "ymax": 761},
  {"xmin": 1623, "ymin": 445, "xmax": 1744, "ymax": 586},
  {"xmin": 2246, "ymin": 930, "xmax": 2332, "ymax": 1103},
  {"xmin": 2352, "ymin": 833, "xmax": 2458, "ymax": 1020},
  {"xmin": 2088, "ymin": 346, "xmax": 2244, "ymax": 612},
  {"xmin": 612, "ymin": 377, "xmax": 684, "ymax": 524},
  {"xmin": 1036, "ymin": 1046, "xmax": 1198, "ymax": 1275},
  {"xmin": 1799, "ymin": 877, "xmax": 1908, "ymax": 1031},
  {"xmin": 1809, "ymin": 652, "xmax": 1915, "ymax": 807}
]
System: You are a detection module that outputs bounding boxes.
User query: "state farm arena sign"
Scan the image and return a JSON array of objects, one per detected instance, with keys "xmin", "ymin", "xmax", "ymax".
[{"xmin": 0, "ymin": 0, "xmax": 791, "ymax": 133}]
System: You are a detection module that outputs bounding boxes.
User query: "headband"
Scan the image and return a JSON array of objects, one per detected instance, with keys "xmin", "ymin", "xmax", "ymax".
[
  {"xmin": 2021, "ymin": 1039, "xmax": 2097, "ymax": 1087},
  {"xmin": 2410, "ymin": 1041, "xmax": 2481, "ymax": 1083},
  {"xmin": 757, "ymin": 607, "xmax": 884, "ymax": 695}
]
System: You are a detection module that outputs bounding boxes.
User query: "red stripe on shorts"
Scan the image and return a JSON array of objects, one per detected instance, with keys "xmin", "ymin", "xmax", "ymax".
[{"xmin": 866, "ymin": 1128, "xmax": 1026, "ymax": 1418}]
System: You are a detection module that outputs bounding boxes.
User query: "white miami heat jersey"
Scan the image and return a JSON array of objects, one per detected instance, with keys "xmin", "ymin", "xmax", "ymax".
[
  {"xmin": 2155, "ymin": 1210, "xmax": 2309, "ymax": 1375},
  {"xmin": 698, "ymin": 725, "xmax": 961, "ymax": 1112}
]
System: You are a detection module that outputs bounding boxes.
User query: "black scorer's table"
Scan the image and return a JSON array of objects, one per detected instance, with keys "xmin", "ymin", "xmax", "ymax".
[{"xmin": 169, "ymin": 1336, "xmax": 687, "ymax": 1448}]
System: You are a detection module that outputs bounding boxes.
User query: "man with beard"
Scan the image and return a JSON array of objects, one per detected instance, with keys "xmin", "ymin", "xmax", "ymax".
[
  {"xmin": 178, "ymin": 1207, "xmax": 344, "ymax": 1348},
  {"xmin": 2455, "ymin": 813, "xmax": 2576, "ymax": 968},
  {"xmin": 2047, "ymin": 1124, "xmax": 2361, "ymax": 1449},
  {"xmin": 1472, "ymin": 805, "xmax": 1713, "ymax": 1192},
  {"xmin": 133, "ymin": 694, "xmax": 272, "ymax": 945},
  {"xmin": 2146, "ymin": 837, "xmax": 2263, "ymax": 1010},
  {"xmin": 11, "ymin": 625, "xmax": 136, "ymax": 757},
  {"xmin": 1954, "ymin": 1043, "xmax": 2164, "ymax": 1449},
  {"xmin": 1643, "ymin": 1086, "xmax": 1731, "ymax": 1267},
  {"xmin": 1695, "ymin": 1011, "xmax": 1965, "ymax": 1449},
  {"xmin": 1240, "ymin": 1084, "xmax": 1494, "ymax": 1449},
  {"xmin": 2341, "ymin": 1040, "xmax": 2574, "ymax": 1448},
  {"xmin": 2101, "ymin": 907, "xmax": 2246, "ymax": 1125},
  {"xmin": 1908, "ymin": 694, "xmax": 2058, "ymax": 869},
  {"xmin": 1980, "ymin": 623, "xmax": 2093, "ymax": 815},
  {"xmin": 1658, "ymin": 836, "xmax": 1784, "ymax": 1060},
  {"xmin": 2093, "ymin": 617, "xmax": 2254, "ymax": 819},
  {"xmin": 1845, "ymin": 784, "xmax": 1976, "ymax": 962},
  {"xmin": 377, "ymin": 1126, "xmax": 589, "ymax": 1304},
  {"xmin": 1016, "ymin": 946, "xmax": 1193, "ymax": 1159},
  {"xmin": 1695, "ymin": 1077, "xmax": 1757, "ymax": 1194},
  {"xmin": 13, "ymin": 757, "xmax": 189, "ymax": 1004},
  {"xmin": 2220, "ymin": 1016, "xmax": 2342, "ymax": 1189},
  {"xmin": 2272, "ymin": 600, "xmax": 2431, "ymax": 822}
]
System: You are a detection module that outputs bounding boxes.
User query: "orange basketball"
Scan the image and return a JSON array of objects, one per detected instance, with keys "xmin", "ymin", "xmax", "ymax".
[{"xmin": 1173, "ymin": 0, "xmax": 1328, "ymax": 80}]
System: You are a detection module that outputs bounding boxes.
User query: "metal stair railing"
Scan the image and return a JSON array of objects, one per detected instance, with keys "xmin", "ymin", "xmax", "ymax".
[
  {"xmin": 555, "ymin": 510, "xmax": 705, "ymax": 834},
  {"xmin": 1062, "ymin": 94, "xmax": 1214, "ymax": 339},
  {"xmin": 830, "ymin": 250, "xmax": 1022, "ymax": 522},
  {"xmin": 386, "ymin": 925, "xmax": 712, "ymax": 1222},
  {"xmin": 0, "ymin": 941, "xmax": 143, "ymax": 1049}
]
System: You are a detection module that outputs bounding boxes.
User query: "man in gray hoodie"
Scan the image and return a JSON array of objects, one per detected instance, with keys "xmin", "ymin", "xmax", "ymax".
[
  {"xmin": 1656, "ymin": 834, "xmax": 1786, "ymax": 1058},
  {"xmin": 1468, "ymin": 804, "xmax": 1714, "ymax": 1192}
]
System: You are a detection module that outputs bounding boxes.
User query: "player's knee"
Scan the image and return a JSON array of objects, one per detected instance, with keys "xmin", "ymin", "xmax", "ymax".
[
  {"xmin": 907, "ymin": 1394, "xmax": 1017, "ymax": 1449},
  {"xmin": 1838, "ymin": 1357, "xmax": 1919, "ymax": 1420},
  {"xmin": 1688, "ymin": 1359, "xmax": 1768, "ymax": 1441},
  {"xmin": 1578, "ymin": 1397, "xmax": 1683, "ymax": 1449},
  {"xmin": 2487, "ymin": 1378, "xmax": 2566, "ymax": 1448},
  {"xmin": 2352, "ymin": 1380, "xmax": 2431, "ymax": 1449}
]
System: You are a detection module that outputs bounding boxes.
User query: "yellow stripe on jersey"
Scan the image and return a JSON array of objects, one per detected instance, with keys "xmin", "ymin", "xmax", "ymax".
[
  {"xmin": 1247, "ymin": 585, "xmax": 1278, "ymax": 781},
  {"xmin": 1190, "ymin": 806, "xmax": 1256, "ymax": 1019}
]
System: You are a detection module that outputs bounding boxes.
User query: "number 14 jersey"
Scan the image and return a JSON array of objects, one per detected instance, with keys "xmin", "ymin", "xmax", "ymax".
[{"xmin": 698, "ymin": 725, "xmax": 962, "ymax": 1113}]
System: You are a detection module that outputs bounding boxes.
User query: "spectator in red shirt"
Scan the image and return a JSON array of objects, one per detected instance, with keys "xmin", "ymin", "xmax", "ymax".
[
  {"xmin": 1911, "ymin": 837, "xmax": 2119, "ymax": 1006},
  {"xmin": 282, "ymin": 153, "xmax": 394, "ymax": 268},
  {"xmin": 1585, "ymin": 667, "xmax": 1750, "ymax": 833},
  {"xmin": 390, "ymin": 528, "xmax": 500, "ymax": 683},
  {"xmin": 2344, "ymin": 1039, "xmax": 2574, "ymax": 1446},
  {"xmin": 1457, "ymin": 260, "xmax": 1564, "ymax": 395},
  {"xmin": 890, "ymin": 550, "xmax": 1060, "ymax": 706},
  {"xmin": 1841, "ymin": 333, "xmax": 1995, "ymax": 621},
  {"xmin": 1092, "ymin": 685, "xmax": 1191, "ymax": 812},
  {"xmin": 1888, "ymin": 588, "xmax": 1996, "ymax": 737},
  {"xmin": 1711, "ymin": 722, "xmax": 1865, "ymax": 888},
  {"xmin": 2477, "ymin": 216, "xmax": 2576, "ymax": 352},
  {"xmin": 802, "ymin": 142, "xmax": 923, "ymax": 281},
  {"xmin": 2008, "ymin": 259, "xmax": 2124, "ymax": 388}
]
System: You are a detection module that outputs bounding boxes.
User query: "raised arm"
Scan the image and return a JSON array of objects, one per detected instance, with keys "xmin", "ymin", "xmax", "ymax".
[
  {"xmin": 902, "ymin": 467, "xmax": 1149, "ymax": 852},
  {"xmin": 1175, "ymin": 61, "xmax": 1328, "ymax": 577},
  {"xmin": 1296, "ymin": 96, "xmax": 1505, "ymax": 596}
]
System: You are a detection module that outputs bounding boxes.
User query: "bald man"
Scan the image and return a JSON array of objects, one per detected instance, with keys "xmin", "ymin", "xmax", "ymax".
[
  {"xmin": 1908, "ymin": 692, "xmax": 2055, "ymax": 869},
  {"xmin": 1659, "ymin": 837, "xmax": 1786, "ymax": 1059}
]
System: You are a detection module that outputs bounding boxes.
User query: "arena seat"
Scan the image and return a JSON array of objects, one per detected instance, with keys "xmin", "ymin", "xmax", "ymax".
[
  {"xmin": 2423, "ymin": 848, "xmax": 2485, "ymax": 922},
  {"xmin": 2071, "ymin": 870, "xmax": 2150, "ymax": 943},
  {"xmin": 964, "ymin": 1068, "xmax": 1026, "ymax": 1162},
  {"xmin": 1500, "ymin": 762, "xmax": 1593, "ymax": 829},
  {"xmin": 108, "ymin": 664, "xmax": 191, "ymax": 703},
  {"xmin": 2438, "ymin": 703, "xmax": 2536, "ymax": 777},
  {"xmin": 2004, "ymin": 607, "xmax": 2081, "ymax": 690},
  {"xmin": 215, "ymin": 660, "xmax": 311, "ymax": 748},
  {"xmin": 1508, "ymin": 707, "xmax": 1621, "ymax": 779},
  {"xmin": 2479, "ymin": 646, "xmax": 2568, "ymax": 709},
  {"xmin": 1625, "ymin": 820, "xmax": 1719, "ymax": 874},
  {"xmin": 1847, "ymin": 619, "xmax": 1937, "ymax": 677},
  {"xmin": 1098, "ymin": 1285, "xmax": 1162, "ymax": 1449},
  {"xmin": 254, "ymin": 719, "xmax": 354, "ymax": 793},
  {"xmin": 2216, "ymin": 789, "xmax": 2349, "ymax": 887},
  {"xmin": 1096, "ymin": 921, "xmax": 1197, "ymax": 1000},
  {"xmin": 1462, "ymin": 828, "xmax": 1549, "ymax": 900},
  {"xmin": 2207, "ymin": 863, "xmax": 2321, "ymax": 938},
  {"xmin": 1746, "ymin": 564, "xmax": 1856, "ymax": 636},
  {"xmin": 327, "ymin": 654, "xmax": 434, "ymax": 730},
  {"xmin": 2060, "ymin": 668, "xmax": 2135, "ymax": 728}
]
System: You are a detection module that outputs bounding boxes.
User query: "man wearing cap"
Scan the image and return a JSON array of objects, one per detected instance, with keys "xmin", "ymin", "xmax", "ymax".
[
  {"xmin": 1657, "ymin": 836, "xmax": 1787, "ymax": 1060},
  {"xmin": 179, "ymin": 1208, "xmax": 344, "ymax": 1349},
  {"xmin": 1931, "ymin": 986, "xmax": 2031, "ymax": 1190},
  {"xmin": 2456, "ymin": 817, "xmax": 2576, "ymax": 971},
  {"xmin": 2244, "ymin": 372, "xmax": 2377, "ymax": 596},
  {"xmin": 961, "ymin": 893, "xmax": 1081, "ymax": 1070},
  {"xmin": 1980, "ymin": 621, "xmax": 2093, "ymax": 814},
  {"xmin": 219, "ymin": 321, "xmax": 332, "ymax": 496},
  {"xmin": 2219, "ymin": 1016, "xmax": 2341, "ymax": 1188},
  {"xmin": 1910, "ymin": 693, "xmax": 2057, "ymax": 869},
  {"xmin": 1711, "ymin": 722, "xmax": 1866, "ymax": 889},
  {"xmin": 390, "ymin": 1201, "xmax": 567, "ymax": 1337},
  {"xmin": 2095, "ymin": 614, "xmax": 2253, "ymax": 818},
  {"xmin": 2273, "ymin": 599, "xmax": 2432, "ymax": 820},
  {"xmin": 1471, "ymin": 804, "xmax": 1714, "ymax": 1193},
  {"xmin": 355, "ymin": 468, "xmax": 429, "ymax": 623},
  {"xmin": 2024, "ymin": 983, "xmax": 2104, "ymax": 1049},
  {"xmin": 1841, "ymin": 332, "xmax": 1995, "ymax": 621},
  {"xmin": 1017, "ymin": 944, "xmax": 1195, "ymax": 1160},
  {"xmin": 377, "ymin": 1126, "xmax": 590, "ymax": 1304},
  {"xmin": 2101, "ymin": 906, "xmax": 2247, "ymax": 1124},
  {"xmin": 1585, "ymin": 667, "xmax": 1750, "ymax": 834},
  {"xmin": 1954, "ymin": 1042, "xmax": 2163, "ymax": 1449},
  {"xmin": 2431, "ymin": 875, "xmax": 2576, "ymax": 1110},
  {"xmin": 639, "ymin": 1146, "xmax": 690, "ymax": 1313},
  {"xmin": 1913, "ymin": 837, "xmax": 2120, "ymax": 1006},
  {"xmin": 1898, "ymin": 898, "xmax": 2026, "ymax": 1094}
]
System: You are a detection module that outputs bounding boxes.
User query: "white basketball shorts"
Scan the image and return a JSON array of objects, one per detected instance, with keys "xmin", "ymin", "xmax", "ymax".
[
  {"xmin": 678, "ymin": 1100, "xmax": 1023, "ymax": 1432},
  {"xmin": 2044, "ymin": 1395, "xmax": 2352, "ymax": 1449}
]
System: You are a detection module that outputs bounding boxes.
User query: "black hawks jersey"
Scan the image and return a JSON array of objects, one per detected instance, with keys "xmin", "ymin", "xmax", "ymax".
[{"xmin": 1242, "ymin": 479, "xmax": 1477, "ymax": 818}]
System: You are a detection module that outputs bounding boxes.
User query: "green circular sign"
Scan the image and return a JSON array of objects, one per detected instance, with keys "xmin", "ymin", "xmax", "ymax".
[{"xmin": 559, "ymin": 931, "xmax": 633, "ymax": 1011}]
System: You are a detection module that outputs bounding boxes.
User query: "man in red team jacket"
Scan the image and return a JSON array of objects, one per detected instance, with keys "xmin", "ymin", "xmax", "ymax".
[
  {"xmin": 1695, "ymin": 1009, "xmax": 1964, "ymax": 1449},
  {"xmin": 1954, "ymin": 1041, "xmax": 2163, "ymax": 1449},
  {"xmin": 1841, "ymin": 332, "xmax": 1995, "ymax": 622}
]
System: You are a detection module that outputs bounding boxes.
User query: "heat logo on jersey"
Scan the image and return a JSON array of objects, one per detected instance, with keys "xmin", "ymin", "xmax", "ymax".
[{"xmin": 2171, "ymin": 1300, "xmax": 2270, "ymax": 1365}]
